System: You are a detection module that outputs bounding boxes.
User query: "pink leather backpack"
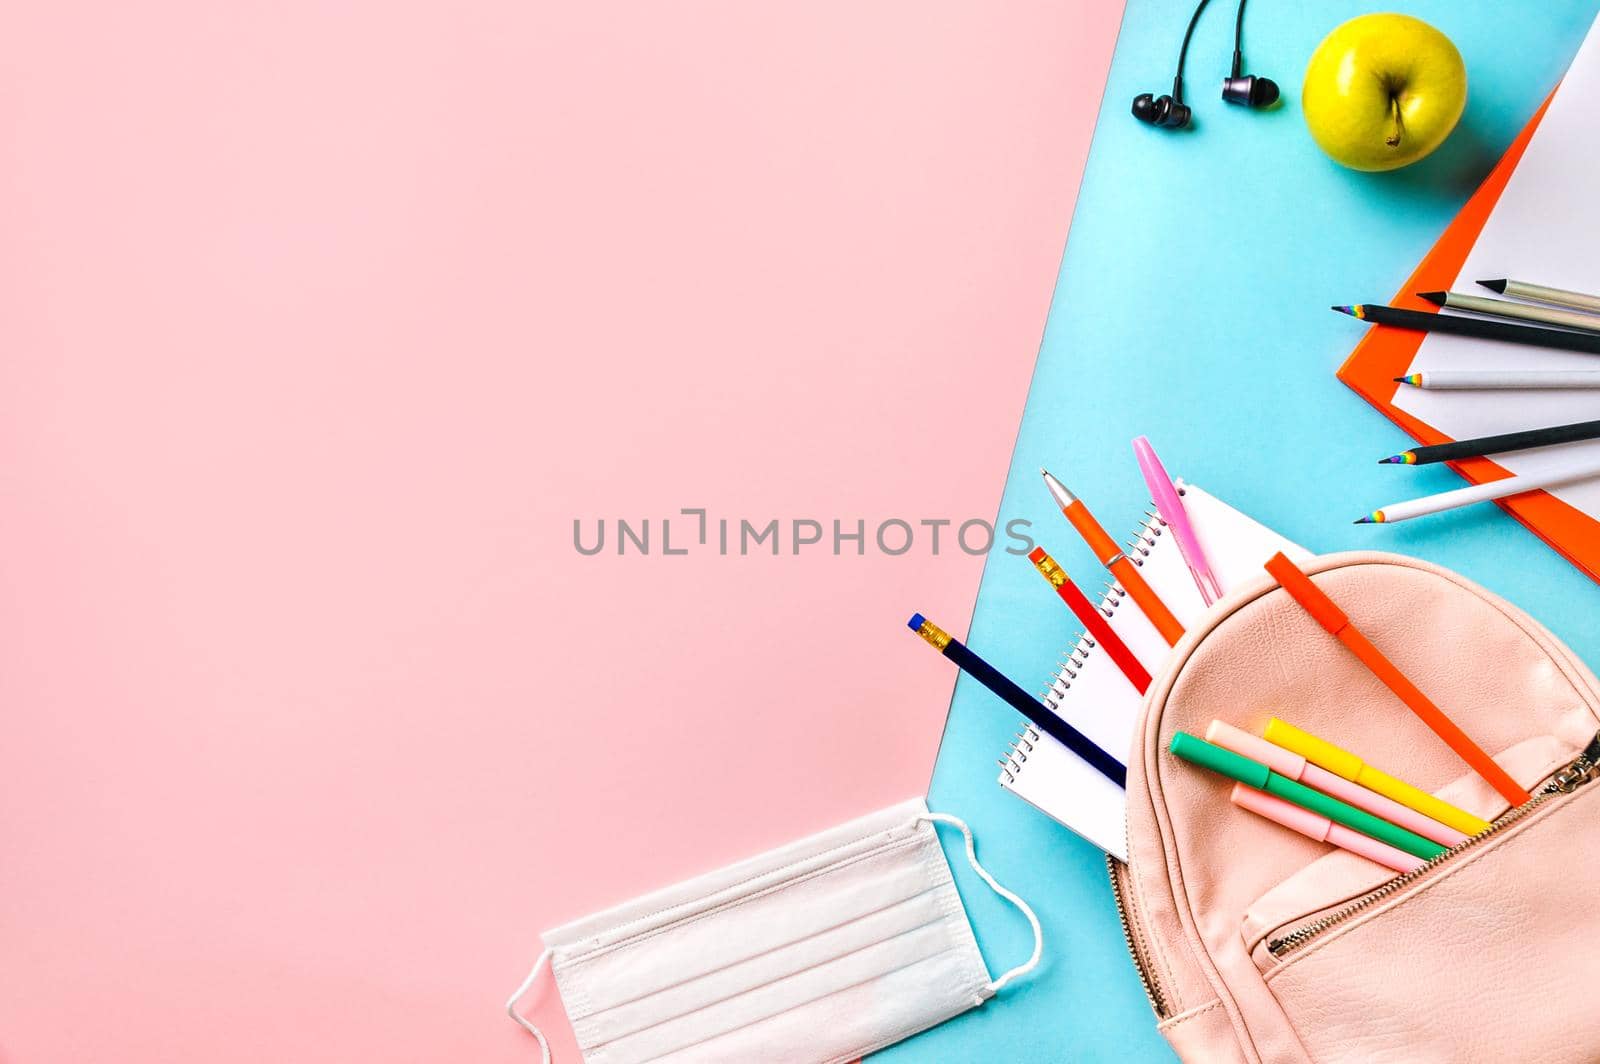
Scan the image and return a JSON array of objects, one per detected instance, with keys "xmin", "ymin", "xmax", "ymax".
[{"xmin": 1111, "ymin": 551, "xmax": 1600, "ymax": 1062}]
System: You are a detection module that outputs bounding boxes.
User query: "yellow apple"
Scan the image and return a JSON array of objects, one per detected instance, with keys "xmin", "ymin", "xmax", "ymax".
[{"xmin": 1302, "ymin": 14, "xmax": 1467, "ymax": 172}]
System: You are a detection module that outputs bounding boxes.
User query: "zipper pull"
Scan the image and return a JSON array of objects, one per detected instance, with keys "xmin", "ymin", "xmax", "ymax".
[{"xmin": 1549, "ymin": 732, "xmax": 1600, "ymax": 794}]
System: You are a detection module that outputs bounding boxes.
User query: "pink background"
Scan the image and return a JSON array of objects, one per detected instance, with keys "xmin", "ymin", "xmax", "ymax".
[{"xmin": 0, "ymin": 2, "xmax": 1121, "ymax": 1060}]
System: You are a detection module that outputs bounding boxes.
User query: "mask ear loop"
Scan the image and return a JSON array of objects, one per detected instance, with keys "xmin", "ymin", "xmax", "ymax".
[
  {"xmin": 505, "ymin": 946, "xmax": 555, "ymax": 1063},
  {"xmin": 918, "ymin": 812, "xmax": 1043, "ymax": 999}
]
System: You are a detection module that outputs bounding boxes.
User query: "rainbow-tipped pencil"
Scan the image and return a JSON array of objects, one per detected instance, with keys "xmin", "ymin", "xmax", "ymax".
[
  {"xmin": 1394, "ymin": 370, "xmax": 1600, "ymax": 390},
  {"xmin": 1379, "ymin": 418, "xmax": 1600, "ymax": 466},
  {"xmin": 1334, "ymin": 303, "xmax": 1600, "ymax": 355},
  {"xmin": 1355, "ymin": 456, "xmax": 1600, "ymax": 524}
]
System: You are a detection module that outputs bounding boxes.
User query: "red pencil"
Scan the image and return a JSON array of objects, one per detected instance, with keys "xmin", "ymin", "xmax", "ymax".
[
  {"xmin": 1028, "ymin": 547, "xmax": 1151, "ymax": 694},
  {"xmin": 1264, "ymin": 552, "xmax": 1530, "ymax": 806}
]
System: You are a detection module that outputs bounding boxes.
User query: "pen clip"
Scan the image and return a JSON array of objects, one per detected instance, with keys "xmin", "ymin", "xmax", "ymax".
[{"xmin": 1189, "ymin": 565, "xmax": 1223, "ymax": 606}]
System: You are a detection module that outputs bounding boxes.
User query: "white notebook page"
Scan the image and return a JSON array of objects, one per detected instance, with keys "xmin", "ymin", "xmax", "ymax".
[
  {"xmin": 1393, "ymin": 16, "xmax": 1600, "ymax": 516},
  {"xmin": 999, "ymin": 484, "xmax": 1309, "ymax": 859}
]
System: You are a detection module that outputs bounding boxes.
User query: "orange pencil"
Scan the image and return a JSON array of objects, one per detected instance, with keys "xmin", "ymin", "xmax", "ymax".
[
  {"xmin": 1041, "ymin": 469, "xmax": 1184, "ymax": 646},
  {"xmin": 1263, "ymin": 552, "xmax": 1531, "ymax": 806}
]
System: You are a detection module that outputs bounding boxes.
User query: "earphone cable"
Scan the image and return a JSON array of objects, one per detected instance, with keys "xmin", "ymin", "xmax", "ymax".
[
  {"xmin": 1174, "ymin": 0, "xmax": 1213, "ymax": 99},
  {"xmin": 1231, "ymin": 0, "xmax": 1248, "ymax": 78}
]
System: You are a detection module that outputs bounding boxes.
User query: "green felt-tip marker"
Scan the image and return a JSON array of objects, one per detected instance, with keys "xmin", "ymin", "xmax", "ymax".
[{"xmin": 1169, "ymin": 732, "xmax": 1447, "ymax": 861}]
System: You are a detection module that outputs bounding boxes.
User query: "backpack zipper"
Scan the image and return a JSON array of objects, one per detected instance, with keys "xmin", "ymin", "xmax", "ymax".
[
  {"xmin": 1108, "ymin": 852, "xmax": 1168, "ymax": 1017},
  {"xmin": 1267, "ymin": 731, "xmax": 1600, "ymax": 959}
]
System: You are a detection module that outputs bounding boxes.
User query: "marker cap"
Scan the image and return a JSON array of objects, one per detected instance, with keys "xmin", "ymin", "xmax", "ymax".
[
  {"xmin": 1265, "ymin": 718, "xmax": 1365, "ymax": 780},
  {"xmin": 1169, "ymin": 732, "xmax": 1270, "ymax": 789},
  {"xmin": 1206, "ymin": 720, "xmax": 1308, "ymax": 779}
]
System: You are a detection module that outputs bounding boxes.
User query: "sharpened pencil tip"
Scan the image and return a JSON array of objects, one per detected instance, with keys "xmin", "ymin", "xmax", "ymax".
[
  {"xmin": 1331, "ymin": 305, "xmax": 1356, "ymax": 316},
  {"xmin": 1416, "ymin": 291, "xmax": 1446, "ymax": 306},
  {"xmin": 1379, "ymin": 456, "xmax": 1401, "ymax": 464},
  {"xmin": 1353, "ymin": 517, "xmax": 1373, "ymax": 524},
  {"xmin": 1392, "ymin": 377, "xmax": 1407, "ymax": 383},
  {"xmin": 1478, "ymin": 278, "xmax": 1507, "ymax": 294}
]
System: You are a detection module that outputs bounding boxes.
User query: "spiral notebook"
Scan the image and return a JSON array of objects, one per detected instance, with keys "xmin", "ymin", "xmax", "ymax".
[{"xmin": 998, "ymin": 483, "xmax": 1310, "ymax": 860}]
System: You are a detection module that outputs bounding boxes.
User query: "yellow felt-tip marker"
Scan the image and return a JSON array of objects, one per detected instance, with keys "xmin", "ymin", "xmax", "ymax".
[{"xmin": 1263, "ymin": 718, "xmax": 1491, "ymax": 837}]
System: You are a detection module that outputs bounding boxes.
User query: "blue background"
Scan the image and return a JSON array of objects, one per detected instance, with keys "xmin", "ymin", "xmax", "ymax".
[{"xmin": 872, "ymin": 1, "xmax": 1600, "ymax": 1061}]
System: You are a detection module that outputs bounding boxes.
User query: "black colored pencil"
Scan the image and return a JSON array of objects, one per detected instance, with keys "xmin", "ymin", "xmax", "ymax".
[
  {"xmin": 907, "ymin": 613, "xmax": 1126, "ymax": 788},
  {"xmin": 1332, "ymin": 303, "xmax": 1600, "ymax": 356},
  {"xmin": 1381, "ymin": 417, "xmax": 1600, "ymax": 465}
]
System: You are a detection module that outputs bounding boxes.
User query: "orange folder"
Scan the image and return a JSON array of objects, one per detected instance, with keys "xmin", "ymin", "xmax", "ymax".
[{"xmin": 1336, "ymin": 94, "xmax": 1600, "ymax": 586}]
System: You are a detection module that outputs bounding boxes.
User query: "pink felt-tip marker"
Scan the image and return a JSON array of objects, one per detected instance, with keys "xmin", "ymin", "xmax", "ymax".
[
  {"xmin": 1206, "ymin": 721, "xmax": 1467, "ymax": 849},
  {"xmin": 1229, "ymin": 783, "xmax": 1424, "ymax": 874},
  {"xmin": 1132, "ymin": 436, "xmax": 1222, "ymax": 605}
]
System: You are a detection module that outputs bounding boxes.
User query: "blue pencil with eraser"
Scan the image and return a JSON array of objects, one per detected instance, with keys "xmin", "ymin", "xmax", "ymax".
[{"xmin": 907, "ymin": 613, "xmax": 1126, "ymax": 788}]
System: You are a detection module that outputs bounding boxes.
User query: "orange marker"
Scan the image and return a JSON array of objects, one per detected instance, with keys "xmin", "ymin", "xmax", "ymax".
[
  {"xmin": 1041, "ymin": 469, "xmax": 1184, "ymax": 646},
  {"xmin": 1264, "ymin": 552, "xmax": 1531, "ymax": 806}
]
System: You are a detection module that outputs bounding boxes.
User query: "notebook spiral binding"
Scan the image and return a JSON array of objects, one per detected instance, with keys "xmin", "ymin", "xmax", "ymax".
[{"xmin": 998, "ymin": 506, "xmax": 1168, "ymax": 784}]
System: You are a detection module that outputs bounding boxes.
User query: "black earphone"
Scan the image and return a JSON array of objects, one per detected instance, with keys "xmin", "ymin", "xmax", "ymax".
[{"xmin": 1132, "ymin": 0, "xmax": 1278, "ymax": 130}]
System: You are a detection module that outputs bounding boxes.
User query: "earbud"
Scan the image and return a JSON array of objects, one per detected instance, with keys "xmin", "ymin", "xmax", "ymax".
[
  {"xmin": 1221, "ymin": 42, "xmax": 1279, "ymax": 109},
  {"xmin": 1221, "ymin": 73, "xmax": 1279, "ymax": 108},
  {"xmin": 1131, "ymin": 90, "xmax": 1192, "ymax": 129},
  {"xmin": 1134, "ymin": 0, "xmax": 1279, "ymax": 131}
]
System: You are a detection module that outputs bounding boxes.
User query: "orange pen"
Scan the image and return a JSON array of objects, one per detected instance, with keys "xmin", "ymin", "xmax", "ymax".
[
  {"xmin": 1041, "ymin": 469, "xmax": 1184, "ymax": 646},
  {"xmin": 1264, "ymin": 552, "xmax": 1531, "ymax": 806}
]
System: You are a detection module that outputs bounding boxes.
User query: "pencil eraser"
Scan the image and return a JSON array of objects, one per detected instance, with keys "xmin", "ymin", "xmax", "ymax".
[
  {"xmin": 1027, "ymin": 547, "xmax": 1046, "ymax": 563},
  {"xmin": 907, "ymin": 613, "xmax": 925, "ymax": 631}
]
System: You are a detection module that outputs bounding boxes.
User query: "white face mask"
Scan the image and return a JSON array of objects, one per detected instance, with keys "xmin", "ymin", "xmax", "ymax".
[{"xmin": 506, "ymin": 798, "xmax": 1041, "ymax": 1063}]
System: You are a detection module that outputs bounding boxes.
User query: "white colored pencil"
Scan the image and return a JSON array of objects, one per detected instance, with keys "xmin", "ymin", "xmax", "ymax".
[
  {"xmin": 1356, "ymin": 458, "xmax": 1600, "ymax": 524},
  {"xmin": 1419, "ymin": 290, "xmax": 1600, "ymax": 333},
  {"xmin": 1395, "ymin": 369, "xmax": 1600, "ymax": 390},
  {"xmin": 1480, "ymin": 279, "xmax": 1600, "ymax": 314}
]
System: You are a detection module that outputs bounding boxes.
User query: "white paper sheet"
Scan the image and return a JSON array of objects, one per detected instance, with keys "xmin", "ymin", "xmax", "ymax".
[{"xmin": 1393, "ymin": 16, "xmax": 1600, "ymax": 515}]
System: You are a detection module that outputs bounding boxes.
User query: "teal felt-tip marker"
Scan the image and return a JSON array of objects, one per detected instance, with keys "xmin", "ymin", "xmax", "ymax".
[{"xmin": 1169, "ymin": 731, "xmax": 1445, "ymax": 861}]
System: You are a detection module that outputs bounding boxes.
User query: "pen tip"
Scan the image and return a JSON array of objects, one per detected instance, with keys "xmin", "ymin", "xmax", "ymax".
[
  {"xmin": 907, "ymin": 613, "xmax": 925, "ymax": 631},
  {"xmin": 1478, "ymin": 278, "xmax": 1507, "ymax": 294},
  {"xmin": 1416, "ymin": 291, "xmax": 1445, "ymax": 306},
  {"xmin": 1039, "ymin": 468, "xmax": 1075, "ymax": 508}
]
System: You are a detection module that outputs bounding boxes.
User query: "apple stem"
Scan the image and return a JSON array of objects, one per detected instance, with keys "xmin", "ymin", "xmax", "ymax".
[{"xmin": 1386, "ymin": 95, "xmax": 1404, "ymax": 148}]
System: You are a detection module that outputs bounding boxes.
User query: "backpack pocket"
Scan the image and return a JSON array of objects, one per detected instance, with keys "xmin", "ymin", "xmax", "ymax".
[
  {"xmin": 1239, "ymin": 735, "xmax": 1573, "ymax": 972},
  {"xmin": 1256, "ymin": 737, "xmax": 1600, "ymax": 1063}
]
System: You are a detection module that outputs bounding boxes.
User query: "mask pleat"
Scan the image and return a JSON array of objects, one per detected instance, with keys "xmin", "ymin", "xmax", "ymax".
[
  {"xmin": 584, "ymin": 892, "xmax": 954, "ymax": 1045},
  {"xmin": 528, "ymin": 803, "xmax": 1023, "ymax": 1064},
  {"xmin": 567, "ymin": 833, "xmax": 932, "ymax": 1019},
  {"xmin": 597, "ymin": 927, "xmax": 972, "ymax": 1064}
]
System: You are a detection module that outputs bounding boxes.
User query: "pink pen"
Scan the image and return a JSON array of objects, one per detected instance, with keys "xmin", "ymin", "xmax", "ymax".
[
  {"xmin": 1206, "ymin": 721, "xmax": 1468, "ymax": 848},
  {"xmin": 1230, "ymin": 783, "xmax": 1424, "ymax": 874},
  {"xmin": 1132, "ymin": 436, "xmax": 1222, "ymax": 605}
]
